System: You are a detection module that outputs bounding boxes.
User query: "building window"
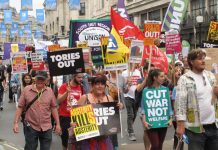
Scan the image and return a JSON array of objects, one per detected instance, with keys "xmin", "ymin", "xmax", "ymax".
[
  {"xmin": 141, "ymin": 13, "xmax": 147, "ymax": 27},
  {"xmin": 129, "ymin": 15, "xmax": 134, "ymax": 23},
  {"xmin": 79, "ymin": 2, "xmax": 85, "ymax": 16},
  {"xmin": 209, "ymin": 0, "xmax": 217, "ymax": 15},
  {"xmin": 191, "ymin": 0, "xmax": 205, "ymax": 20},
  {"xmin": 149, "ymin": 9, "xmax": 161, "ymax": 21}
]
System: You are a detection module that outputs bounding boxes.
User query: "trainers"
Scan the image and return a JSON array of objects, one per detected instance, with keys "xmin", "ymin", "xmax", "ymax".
[
  {"xmin": 128, "ymin": 133, "xmax": 136, "ymax": 141},
  {"xmin": 8, "ymin": 99, "xmax": 13, "ymax": 103}
]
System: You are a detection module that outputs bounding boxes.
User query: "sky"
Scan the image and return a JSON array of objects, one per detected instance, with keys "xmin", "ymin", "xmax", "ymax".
[{"xmin": 9, "ymin": 0, "xmax": 44, "ymax": 17}]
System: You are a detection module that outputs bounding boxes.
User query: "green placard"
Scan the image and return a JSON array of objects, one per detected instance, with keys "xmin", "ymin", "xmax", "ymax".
[{"xmin": 142, "ymin": 88, "xmax": 171, "ymax": 128}]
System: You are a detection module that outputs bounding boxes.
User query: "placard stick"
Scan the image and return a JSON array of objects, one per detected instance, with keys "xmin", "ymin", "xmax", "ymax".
[
  {"xmin": 148, "ymin": 45, "xmax": 153, "ymax": 72},
  {"xmin": 172, "ymin": 51, "xmax": 175, "ymax": 85},
  {"xmin": 116, "ymin": 70, "xmax": 123, "ymax": 138}
]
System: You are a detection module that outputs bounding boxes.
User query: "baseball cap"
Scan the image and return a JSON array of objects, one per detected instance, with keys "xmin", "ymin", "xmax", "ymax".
[{"xmin": 35, "ymin": 71, "xmax": 48, "ymax": 80}]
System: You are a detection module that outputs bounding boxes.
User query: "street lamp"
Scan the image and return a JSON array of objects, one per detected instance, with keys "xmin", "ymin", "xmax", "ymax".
[{"xmin": 196, "ymin": 15, "xmax": 203, "ymax": 48}]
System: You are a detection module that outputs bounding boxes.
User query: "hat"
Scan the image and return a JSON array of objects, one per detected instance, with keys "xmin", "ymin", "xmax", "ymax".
[
  {"xmin": 175, "ymin": 60, "xmax": 184, "ymax": 67},
  {"xmin": 35, "ymin": 71, "xmax": 48, "ymax": 80}
]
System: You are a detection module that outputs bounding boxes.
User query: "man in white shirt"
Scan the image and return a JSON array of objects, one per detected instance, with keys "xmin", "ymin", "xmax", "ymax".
[
  {"xmin": 176, "ymin": 49, "xmax": 218, "ymax": 150},
  {"xmin": 122, "ymin": 64, "xmax": 141, "ymax": 141}
]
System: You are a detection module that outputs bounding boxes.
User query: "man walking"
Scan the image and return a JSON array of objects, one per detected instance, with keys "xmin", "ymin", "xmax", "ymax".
[
  {"xmin": 122, "ymin": 64, "xmax": 141, "ymax": 141},
  {"xmin": 176, "ymin": 49, "xmax": 218, "ymax": 150},
  {"xmin": 57, "ymin": 73, "xmax": 84, "ymax": 150},
  {"xmin": 0, "ymin": 58, "xmax": 6, "ymax": 110},
  {"xmin": 13, "ymin": 71, "xmax": 61, "ymax": 150}
]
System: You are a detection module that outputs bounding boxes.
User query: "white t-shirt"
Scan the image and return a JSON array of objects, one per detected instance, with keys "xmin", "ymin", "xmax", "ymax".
[
  {"xmin": 122, "ymin": 69, "xmax": 141, "ymax": 99},
  {"xmin": 190, "ymin": 71, "xmax": 215, "ymax": 124}
]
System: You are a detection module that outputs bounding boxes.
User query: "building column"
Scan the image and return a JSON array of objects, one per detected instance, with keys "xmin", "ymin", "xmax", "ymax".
[
  {"xmin": 205, "ymin": 0, "xmax": 209, "ymax": 13},
  {"xmin": 133, "ymin": 13, "xmax": 140, "ymax": 27}
]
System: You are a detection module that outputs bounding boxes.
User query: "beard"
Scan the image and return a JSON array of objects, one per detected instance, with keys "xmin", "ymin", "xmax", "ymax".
[{"xmin": 74, "ymin": 78, "xmax": 82, "ymax": 85}]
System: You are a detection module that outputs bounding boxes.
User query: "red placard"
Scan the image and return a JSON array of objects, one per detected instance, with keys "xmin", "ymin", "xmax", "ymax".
[{"xmin": 141, "ymin": 46, "xmax": 168, "ymax": 74}]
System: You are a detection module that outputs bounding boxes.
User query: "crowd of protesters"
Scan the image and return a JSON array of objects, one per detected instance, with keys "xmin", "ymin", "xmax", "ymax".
[{"xmin": 0, "ymin": 48, "xmax": 213, "ymax": 150}]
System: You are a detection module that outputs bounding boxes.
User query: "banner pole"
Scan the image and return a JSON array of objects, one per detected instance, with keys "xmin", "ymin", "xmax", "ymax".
[
  {"xmin": 172, "ymin": 51, "xmax": 175, "ymax": 85},
  {"xmin": 116, "ymin": 70, "xmax": 123, "ymax": 138}
]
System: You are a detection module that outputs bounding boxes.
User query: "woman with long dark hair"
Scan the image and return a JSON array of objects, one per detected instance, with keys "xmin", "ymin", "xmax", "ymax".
[
  {"xmin": 68, "ymin": 73, "xmax": 123, "ymax": 150},
  {"xmin": 141, "ymin": 68, "xmax": 173, "ymax": 150},
  {"xmin": 22, "ymin": 73, "xmax": 32, "ymax": 89}
]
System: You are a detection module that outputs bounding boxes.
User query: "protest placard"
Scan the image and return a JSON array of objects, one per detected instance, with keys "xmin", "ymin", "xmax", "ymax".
[
  {"xmin": 201, "ymin": 41, "xmax": 218, "ymax": 48},
  {"xmin": 11, "ymin": 52, "xmax": 28, "ymax": 74},
  {"xmin": 142, "ymin": 88, "xmax": 171, "ymax": 128},
  {"xmin": 70, "ymin": 104, "xmax": 100, "ymax": 141},
  {"xmin": 11, "ymin": 44, "xmax": 19, "ymax": 53},
  {"xmin": 47, "ymin": 48, "xmax": 85, "ymax": 76},
  {"xmin": 82, "ymin": 48, "xmax": 92, "ymax": 69},
  {"xmin": 31, "ymin": 52, "xmax": 45, "ymax": 70},
  {"xmin": 90, "ymin": 46, "xmax": 103, "ymax": 66},
  {"xmin": 129, "ymin": 40, "xmax": 144, "ymax": 63},
  {"xmin": 48, "ymin": 44, "xmax": 61, "ymax": 52},
  {"xmin": 141, "ymin": 45, "xmax": 168, "ymax": 74},
  {"xmin": 204, "ymin": 48, "xmax": 218, "ymax": 80},
  {"xmin": 101, "ymin": 36, "xmax": 128, "ymax": 71},
  {"xmin": 76, "ymin": 41, "xmax": 88, "ymax": 48},
  {"xmin": 207, "ymin": 21, "xmax": 218, "ymax": 41},
  {"xmin": 166, "ymin": 31, "xmax": 182, "ymax": 54},
  {"xmin": 70, "ymin": 102, "xmax": 121, "ymax": 141},
  {"xmin": 93, "ymin": 102, "xmax": 121, "ymax": 136},
  {"xmin": 69, "ymin": 19, "xmax": 111, "ymax": 47},
  {"xmin": 144, "ymin": 21, "xmax": 161, "ymax": 45}
]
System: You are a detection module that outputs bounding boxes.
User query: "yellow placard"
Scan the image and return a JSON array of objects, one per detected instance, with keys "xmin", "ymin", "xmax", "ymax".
[
  {"xmin": 70, "ymin": 104, "xmax": 100, "ymax": 141},
  {"xmin": 11, "ymin": 44, "xmax": 19, "ymax": 53},
  {"xmin": 207, "ymin": 21, "xmax": 218, "ymax": 41}
]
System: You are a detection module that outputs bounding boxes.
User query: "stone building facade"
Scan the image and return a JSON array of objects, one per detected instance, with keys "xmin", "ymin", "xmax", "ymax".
[
  {"xmin": 0, "ymin": 7, "xmax": 42, "ymax": 46},
  {"xmin": 44, "ymin": 0, "xmax": 218, "ymax": 47}
]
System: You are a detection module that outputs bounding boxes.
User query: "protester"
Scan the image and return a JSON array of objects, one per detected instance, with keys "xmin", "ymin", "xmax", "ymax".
[
  {"xmin": 122, "ymin": 63, "xmax": 141, "ymax": 141},
  {"xmin": 46, "ymin": 71, "xmax": 58, "ymax": 97},
  {"xmin": 176, "ymin": 49, "xmax": 218, "ymax": 150},
  {"xmin": 68, "ymin": 74, "xmax": 123, "ymax": 149},
  {"xmin": 171, "ymin": 66, "xmax": 184, "ymax": 150},
  {"xmin": 136, "ymin": 62, "xmax": 155, "ymax": 150},
  {"xmin": 6, "ymin": 64, "xmax": 13, "ymax": 103},
  {"xmin": 46, "ymin": 71, "xmax": 58, "ymax": 129},
  {"xmin": 22, "ymin": 73, "xmax": 32, "ymax": 89},
  {"xmin": 57, "ymin": 73, "xmax": 84, "ymax": 150},
  {"xmin": 13, "ymin": 71, "xmax": 61, "ymax": 150},
  {"xmin": 107, "ymin": 70, "xmax": 125, "ymax": 102},
  {"xmin": 107, "ymin": 70, "xmax": 125, "ymax": 150},
  {"xmin": 0, "ymin": 58, "xmax": 6, "ymax": 110},
  {"xmin": 10, "ymin": 73, "xmax": 21, "ymax": 105},
  {"xmin": 182, "ymin": 56, "xmax": 189, "ymax": 69},
  {"xmin": 141, "ymin": 68, "xmax": 173, "ymax": 150}
]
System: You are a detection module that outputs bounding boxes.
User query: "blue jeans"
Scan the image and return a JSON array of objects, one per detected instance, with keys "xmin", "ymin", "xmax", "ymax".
[
  {"xmin": 24, "ymin": 125, "xmax": 52, "ymax": 150},
  {"xmin": 186, "ymin": 123, "xmax": 218, "ymax": 150}
]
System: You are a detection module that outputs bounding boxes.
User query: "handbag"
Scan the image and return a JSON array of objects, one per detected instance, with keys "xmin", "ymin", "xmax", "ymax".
[{"xmin": 21, "ymin": 89, "xmax": 45, "ymax": 122}]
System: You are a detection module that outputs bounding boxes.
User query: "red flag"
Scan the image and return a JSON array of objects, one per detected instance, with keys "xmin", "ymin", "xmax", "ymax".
[
  {"xmin": 141, "ymin": 46, "xmax": 168, "ymax": 74},
  {"xmin": 111, "ymin": 8, "xmax": 144, "ymax": 40}
]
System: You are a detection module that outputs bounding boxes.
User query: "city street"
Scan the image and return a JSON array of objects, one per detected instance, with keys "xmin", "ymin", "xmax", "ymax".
[{"xmin": 0, "ymin": 90, "xmax": 187, "ymax": 150}]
